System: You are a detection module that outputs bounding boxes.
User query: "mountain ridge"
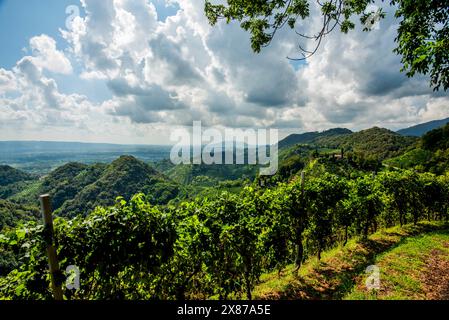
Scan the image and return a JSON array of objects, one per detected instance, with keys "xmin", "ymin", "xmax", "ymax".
[
  {"xmin": 278, "ymin": 128, "xmax": 353, "ymax": 149},
  {"xmin": 397, "ymin": 118, "xmax": 449, "ymax": 137}
]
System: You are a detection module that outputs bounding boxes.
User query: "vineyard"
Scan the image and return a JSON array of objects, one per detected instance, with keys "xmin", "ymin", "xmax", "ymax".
[{"xmin": 0, "ymin": 169, "xmax": 448, "ymax": 300}]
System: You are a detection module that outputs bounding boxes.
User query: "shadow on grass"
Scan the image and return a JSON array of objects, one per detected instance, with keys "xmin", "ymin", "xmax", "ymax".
[{"xmin": 261, "ymin": 221, "xmax": 449, "ymax": 300}]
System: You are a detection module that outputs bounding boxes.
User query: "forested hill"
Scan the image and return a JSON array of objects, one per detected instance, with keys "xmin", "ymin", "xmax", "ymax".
[
  {"xmin": 278, "ymin": 128, "xmax": 352, "ymax": 149},
  {"xmin": 386, "ymin": 123, "xmax": 449, "ymax": 175},
  {"xmin": 314, "ymin": 127, "xmax": 418, "ymax": 160},
  {"xmin": 422, "ymin": 123, "xmax": 449, "ymax": 151},
  {"xmin": 5, "ymin": 156, "xmax": 183, "ymax": 218},
  {"xmin": 14, "ymin": 162, "xmax": 109, "ymax": 211},
  {"xmin": 57, "ymin": 156, "xmax": 182, "ymax": 217},
  {"xmin": 0, "ymin": 166, "xmax": 38, "ymax": 199},
  {"xmin": 0, "ymin": 125, "xmax": 439, "ymax": 222},
  {"xmin": 0, "ymin": 165, "xmax": 37, "ymax": 187}
]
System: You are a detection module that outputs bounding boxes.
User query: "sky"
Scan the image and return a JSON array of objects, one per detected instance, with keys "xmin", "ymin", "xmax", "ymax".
[{"xmin": 0, "ymin": 0, "xmax": 448, "ymax": 145}]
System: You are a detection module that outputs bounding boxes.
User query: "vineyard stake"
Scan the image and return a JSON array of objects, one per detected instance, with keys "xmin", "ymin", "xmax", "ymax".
[
  {"xmin": 300, "ymin": 171, "xmax": 305, "ymax": 194},
  {"xmin": 40, "ymin": 194, "xmax": 64, "ymax": 301}
]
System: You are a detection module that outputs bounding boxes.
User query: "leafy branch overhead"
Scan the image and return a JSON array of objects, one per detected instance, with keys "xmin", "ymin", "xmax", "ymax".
[{"xmin": 205, "ymin": 0, "xmax": 449, "ymax": 91}]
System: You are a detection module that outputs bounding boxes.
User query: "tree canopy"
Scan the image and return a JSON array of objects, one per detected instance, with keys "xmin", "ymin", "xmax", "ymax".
[{"xmin": 205, "ymin": 0, "xmax": 449, "ymax": 91}]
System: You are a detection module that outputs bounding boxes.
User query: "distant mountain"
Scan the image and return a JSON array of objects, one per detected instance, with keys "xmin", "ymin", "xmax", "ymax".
[
  {"xmin": 315, "ymin": 127, "xmax": 418, "ymax": 160},
  {"xmin": 0, "ymin": 141, "xmax": 168, "ymax": 154},
  {"xmin": 397, "ymin": 118, "xmax": 449, "ymax": 137},
  {"xmin": 278, "ymin": 128, "xmax": 353, "ymax": 149},
  {"xmin": 0, "ymin": 141, "xmax": 172, "ymax": 175}
]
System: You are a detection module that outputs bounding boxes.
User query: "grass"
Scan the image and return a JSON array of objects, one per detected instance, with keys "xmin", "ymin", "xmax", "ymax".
[
  {"xmin": 345, "ymin": 229, "xmax": 449, "ymax": 300},
  {"xmin": 253, "ymin": 221, "xmax": 449, "ymax": 300}
]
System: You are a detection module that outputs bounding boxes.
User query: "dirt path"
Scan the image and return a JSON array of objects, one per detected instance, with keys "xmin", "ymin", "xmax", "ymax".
[{"xmin": 422, "ymin": 246, "xmax": 449, "ymax": 300}]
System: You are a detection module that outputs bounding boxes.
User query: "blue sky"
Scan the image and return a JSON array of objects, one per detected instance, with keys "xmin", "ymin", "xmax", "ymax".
[
  {"xmin": 0, "ymin": 0, "xmax": 179, "ymax": 69},
  {"xmin": 0, "ymin": 0, "xmax": 81, "ymax": 69}
]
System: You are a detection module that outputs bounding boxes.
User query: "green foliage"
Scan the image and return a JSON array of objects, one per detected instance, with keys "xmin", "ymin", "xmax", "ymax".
[
  {"xmin": 0, "ymin": 165, "xmax": 37, "ymax": 187},
  {"xmin": 1, "ymin": 132, "xmax": 448, "ymax": 300},
  {"xmin": 0, "ymin": 200, "xmax": 39, "ymax": 232},
  {"xmin": 1, "ymin": 195, "xmax": 176, "ymax": 300},
  {"xmin": 0, "ymin": 223, "xmax": 49, "ymax": 299},
  {"xmin": 12, "ymin": 156, "xmax": 183, "ymax": 218},
  {"xmin": 315, "ymin": 127, "xmax": 417, "ymax": 161},
  {"xmin": 422, "ymin": 123, "xmax": 449, "ymax": 151},
  {"xmin": 303, "ymin": 173, "xmax": 348, "ymax": 259},
  {"xmin": 159, "ymin": 162, "xmax": 258, "ymax": 186},
  {"xmin": 386, "ymin": 124, "xmax": 449, "ymax": 175},
  {"xmin": 58, "ymin": 194, "xmax": 176, "ymax": 299},
  {"xmin": 392, "ymin": 0, "xmax": 449, "ymax": 91},
  {"xmin": 343, "ymin": 175, "xmax": 383, "ymax": 240},
  {"xmin": 277, "ymin": 154, "xmax": 305, "ymax": 179},
  {"xmin": 0, "ymin": 166, "xmax": 38, "ymax": 199},
  {"xmin": 278, "ymin": 128, "xmax": 352, "ymax": 149}
]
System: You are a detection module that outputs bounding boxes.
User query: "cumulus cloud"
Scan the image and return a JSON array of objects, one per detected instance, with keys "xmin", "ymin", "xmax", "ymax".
[
  {"xmin": 0, "ymin": 35, "xmax": 93, "ymax": 134},
  {"xmin": 1, "ymin": 0, "xmax": 449, "ymax": 144},
  {"xmin": 0, "ymin": 68, "xmax": 17, "ymax": 94},
  {"xmin": 292, "ymin": 1, "xmax": 449, "ymax": 130},
  {"xmin": 28, "ymin": 34, "xmax": 73, "ymax": 75}
]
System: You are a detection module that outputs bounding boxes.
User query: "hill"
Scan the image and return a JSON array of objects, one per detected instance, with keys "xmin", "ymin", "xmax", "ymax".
[
  {"xmin": 7, "ymin": 156, "xmax": 183, "ymax": 218},
  {"xmin": 0, "ymin": 165, "xmax": 36, "ymax": 187},
  {"xmin": 278, "ymin": 128, "xmax": 352, "ymax": 149},
  {"xmin": 56, "ymin": 156, "xmax": 182, "ymax": 217},
  {"xmin": 16, "ymin": 162, "xmax": 109, "ymax": 210},
  {"xmin": 397, "ymin": 118, "xmax": 449, "ymax": 137},
  {"xmin": 386, "ymin": 123, "xmax": 449, "ymax": 174},
  {"xmin": 421, "ymin": 123, "xmax": 449, "ymax": 151},
  {"xmin": 0, "ymin": 166, "xmax": 38, "ymax": 199},
  {"xmin": 314, "ymin": 127, "xmax": 418, "ymax": 161},
  {"xmin": 157, "ymin": 160, "xmax": 257, "ymax": 185}
]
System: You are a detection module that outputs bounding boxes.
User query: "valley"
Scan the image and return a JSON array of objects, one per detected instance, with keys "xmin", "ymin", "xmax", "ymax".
[{"xmin": 1, "ymin": 120, "xmax": 449, "ymax": 300}]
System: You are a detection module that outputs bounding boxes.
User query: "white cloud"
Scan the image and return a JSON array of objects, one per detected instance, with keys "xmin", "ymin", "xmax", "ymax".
[
  {"xmin": 29, "ymin": 35, "xmax": 73, "ymax": 75},
  {"xmin": 1, "ymin": 0, "xmax": 449, "ymax": 144},
  {"xmin": 0, "ymin": 68, "xmax": 17, "ymax": 94}
]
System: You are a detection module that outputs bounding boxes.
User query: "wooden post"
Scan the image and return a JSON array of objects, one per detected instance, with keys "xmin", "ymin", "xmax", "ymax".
[
  {"xmin": 300, "ymin": 171, "xmax": 305, "ymax": 194},
  {"xmin": 40, "ymin": 194, "xmax": 64, "ymax": 301}
]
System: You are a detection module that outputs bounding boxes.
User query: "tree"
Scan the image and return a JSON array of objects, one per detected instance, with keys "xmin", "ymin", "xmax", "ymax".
[{"xmin": 205, "ymin": 0, "xmax": 449, "ymax": 91}]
